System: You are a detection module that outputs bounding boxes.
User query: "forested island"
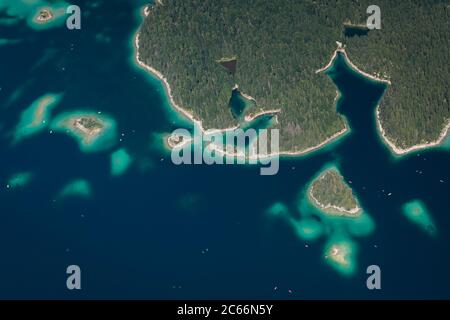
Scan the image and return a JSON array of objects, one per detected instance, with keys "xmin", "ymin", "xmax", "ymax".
[
  {"xmin": 308, "ymin": 168, "xmax": 361, "ymax": 217},
  {"xmin": 138, "ymin": 0, "xmax": 449, "ymax": 154}
]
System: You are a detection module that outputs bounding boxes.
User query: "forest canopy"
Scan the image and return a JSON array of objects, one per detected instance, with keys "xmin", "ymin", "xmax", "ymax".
[{"xmin": 139, "ymin": 0, "xmax": 449, "ymax": 152}]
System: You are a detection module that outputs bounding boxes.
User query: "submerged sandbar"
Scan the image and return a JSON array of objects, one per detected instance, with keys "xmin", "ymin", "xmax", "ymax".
[
  {"xmin": 110, "ymin": 148, "xmax": 133, "ymax": 176},
  {"xmin": 6, "ymin": 172, "xmax": 33, "ymax": 189},
  {"xmin": 13, "ymin": 93, "xmax": 62, "ymax": 143},
  {"xmin": 58, "ymin": 179, "xmax": 92, "ymax": 199},
  {"xmin": 402, "ymin": 200, "xmax": 437, "ymax": 236},
  {"xmin": 323, "ymin": 236, "xmax": 357, "ymax": 276}
]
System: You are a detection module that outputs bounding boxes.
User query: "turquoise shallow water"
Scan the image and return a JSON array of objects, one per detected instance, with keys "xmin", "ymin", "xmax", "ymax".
[{"xmin": 0, "ymin": 0, "xmax": 449, "ymax": 299}]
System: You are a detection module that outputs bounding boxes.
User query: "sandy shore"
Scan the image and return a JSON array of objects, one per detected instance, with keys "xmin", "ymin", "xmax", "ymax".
[
  {"xmin": 281, "ymin": 126, "xmax": 349, "ymax": 157},
  {"xmin": 319, "ymin": 42, "xmax": 450, "ymax": 155},
  {"xmin": 232, "ymin": 84, "xmax": 256, "ymax": 103},
  {"xmin": 308, "ymin": 186, "xmax": 362, "ymax": 216},
  {"xmin": 376, "ymin": 107, "xmax": 450, "ymax": 155},
  {"xmin": 134, "ymin": 12, "xmax": 350, "ymax": 157},
  {"xmin": 244, "ymin": 109, "xmax": 281, "ymax": 122},
  {"xmin": 142, "ymin": 6, "xmax": 150, "ymax": 17},
  {"xmin": 202, "ymin": 123, "xmax": 349, "ymax": 160},
  {"xmin": 316, "ymin": 42, "xmax": 391, "ymax": 85}
]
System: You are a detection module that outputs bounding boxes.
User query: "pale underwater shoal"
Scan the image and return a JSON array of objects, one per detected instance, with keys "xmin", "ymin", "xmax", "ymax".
[
  {"xmin": 269, "ymin": 194, "xmax": 364, "ymax": 276},
  {"xmin": 264, "ymin": 162, "xmax": 375, "ymax": 276},
  {"xmin": 58, "ymin": 179, "xmax": 92, "ymax": 199},
  {"xmin": 12, "ymin": 93, "xmax": 63, "ymax": 144},
  {"xmin": 267, "ymin": 162, "xmax": 373, "ymax": 230},
  {"xmin": 401, "ymin": 199, "xmax": 437, "ymax": 237},
  {"xmin": 323, "ymin": 233, "xmax": 358, "ymax": 276},
  {"xmin": 0, "ymin": 0, "xmax": 70, "ymax": 30},
  {"xmin": 290, "ymin": 217, "xmax": 324, "ymax": 241},
  {"xmin": 110, "ymin": 148, "xmax": 133, "ymax": 176},
  {"xmin": 266, "ymin": 201, "xmax": 324, "ymax": 241},
  {"xmin": 266, "ymin": 202, "xmax": 290, "ymax": 217},
  {"xmin": 0, "ymin": 38, "xmax": 22, "ymax": 46},
  {"xmin": 442, "ymin": 134, "xmax": 450, "ymax": 152},
  {"xmin": 6, "ymin": 172, "xmax": 33, "ymax": 190}
]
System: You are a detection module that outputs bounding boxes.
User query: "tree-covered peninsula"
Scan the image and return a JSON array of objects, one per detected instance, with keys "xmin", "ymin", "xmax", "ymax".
[{"xmin": 138, "ymin": 0, "xmax": 449, "ymax": 154}]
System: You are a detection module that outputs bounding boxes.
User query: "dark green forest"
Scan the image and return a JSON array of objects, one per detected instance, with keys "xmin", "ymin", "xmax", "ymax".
[
  {"xmin": 139, "ymin": 0, "xmax": 449, "ymax": 152},
  {"xmin": 309, "ymin": 168, "xmax": 360, "ymax": 214},
  {"xmin": 344, "ymin": 1, "xmax": 449, "ymax": 149}
]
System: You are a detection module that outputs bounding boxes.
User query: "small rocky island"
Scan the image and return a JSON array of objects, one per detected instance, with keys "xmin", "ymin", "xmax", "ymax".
[
  {"xmin": 50, "ymin": 111, "xmax": 117, "ymax": 152},
  {"xmin": 167, "ymin": 132, "xmax": 192, "ymax": 149},
  {"xmin": 72, "ymin": 117, "xmax": 104, "ymax": 140},
  {"xmin": 34, "ymin": 8, "xmax": 54, "ymax": 23},
  {"xmin": 308, "ymin": 167, "xmax": 361, "ymax": 217},
  {"xmin": 167, "ymin": 133, "xmax": 184, "ymax": 148}
]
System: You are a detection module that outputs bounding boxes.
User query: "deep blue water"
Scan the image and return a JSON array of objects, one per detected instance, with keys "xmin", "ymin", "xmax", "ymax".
[{"xmin": 0, "ymin": 0, "xmax": 449, "ymax": 299}]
